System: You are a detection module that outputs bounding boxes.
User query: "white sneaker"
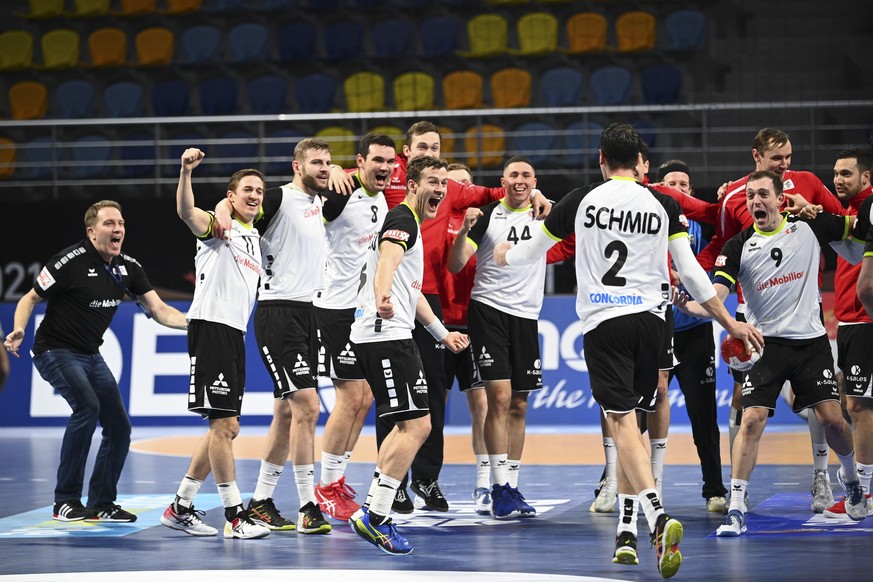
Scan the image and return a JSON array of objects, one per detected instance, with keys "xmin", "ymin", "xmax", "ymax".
[
  {"xmin": 589, "ymin": 478, "xmax": 617, "ymax": 513},
  {"xmin": 843, "ymin": 480, "xmax": 868, "ymax": 522},
  {"xmin": 706, "ymin": 496, "xmax": 727, "ymax": 514},
  {"xmin": 223, "ymin": 512, "xmax": 270, "ymax": 539},
  {"xmin": 716, "ymin": 509, "xmax": 747, "ymax": 537},
  {"xmin": 161, "ymin": 503, "xmax": 217, "ymax": 537},
  {"xmin": 810, "ymin": 469, "xmax": 834, "ymax": 513},
  {"xmin": 472, "ymin": 487, "xmax": 492, "ymax": 515}
]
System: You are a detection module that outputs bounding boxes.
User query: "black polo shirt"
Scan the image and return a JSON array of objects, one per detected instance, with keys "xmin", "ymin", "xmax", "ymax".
[{"xmin": 32, "ymin": 238, "xmax": 153, "ymax": 355}]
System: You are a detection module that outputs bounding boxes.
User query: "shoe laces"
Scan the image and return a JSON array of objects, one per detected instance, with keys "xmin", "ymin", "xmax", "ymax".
[
  {"xmin": 334, "ymin": 478, "xmax": 357, "ymax": 500},
  {"xmin": 419, "ymin": 480, "xmax": 445, "ymax": 499}
]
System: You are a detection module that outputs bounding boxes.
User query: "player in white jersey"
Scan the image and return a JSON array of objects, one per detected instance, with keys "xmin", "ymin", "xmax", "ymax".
[
  {"xmin": 313, "ymin": 133, "xmax": 395, "ymax": 522},
  {"xmin": 447, "ymin": 156, "xmax": 543, "ymax": 519},
  {"xmin": 161, "ymin": 148, "xmax": 270, "ymax": 540},
  {"xmin": 212, "ymin": 139, "xmax": 333, "ymax": 534},
  {"xmin": 674, "ymin": 170, "xmax": 871, "ymax": 534},
  {"xmin": 348, "ymin": 156, "xmax": 468, "ymax": 555},
  {"xmin": 496, "ymin": 123, "xmax": 763, "ymax": 578}
]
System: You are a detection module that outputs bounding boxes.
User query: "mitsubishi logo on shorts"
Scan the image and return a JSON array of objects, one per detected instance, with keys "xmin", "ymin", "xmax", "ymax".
[
  {"xmin": 338, "ymin": 343, "xmax": 357, "ymax": 365},
  {"xmin": 294, "ymin": 354, "xmax": 307, "ymax": 368},
  {"xmin": 413, "ymin": 371, "xmax": 428, "ymax": 394},
  {"xmin": 478, "ymin": 346, "xmax": 493, "ymax": 367},
  {"xmin": 212, "ymin": 373, "xmax": 228, "ymax": 388},
  {"xmin": 340, "ymin": 344, "xmax": 355, "ymax": 357}
]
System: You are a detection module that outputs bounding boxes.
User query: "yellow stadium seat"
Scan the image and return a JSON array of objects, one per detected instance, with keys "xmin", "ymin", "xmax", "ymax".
[
  {"xmin": 9, "ymin": 81, "xmax": 48, "ymax": 120},
  {"xmin": 315, "ymin": 126, "xmax": 356, "ymax": 166},
  {"xmin": 442, "ymin": 70, "xmax": 484, "ymax": 110},
  {"xmin": 135, "ymin": 27, "xmax": 174, "ymax": 66},
  {"xmin": 392, "ymin": 71, "xmax": 436, "ymax": 112},
  {"xmin": 368, "ymin": 125, "xmax": 405, "ymax": 153},
  {"xmin": 15, "ymin": 0, "xmax": 65, "ymax": 19},
  {"xmin": 614, "ymin": 10, "xmax": 656, "ymax": 52},
  {"xmin": 438, "ymin": 125, "xmax": 458, "ymax": 163},
  {"xmin": 113, "ymin": 0, "xmax": 157, "ymax": 16},
  {"xmin": 0, "ymin": 138, "xmax": 16, "ymax": 179},
  {"xmin": 0, "ymin": 31, "xmax": 34, "ymax": 71},
  {"xmin": 490, "ymin": 67, "xmax": 532, "ymax": 109},
  {"xmin": 561, "ymin": 12, "xmax": 607, "ymax": 55},
  {"xmin": 39, "ymin": 29, "xmax": 80, "ymax": 69},
  {"xmin": 159, "ymin": 0, "xmax": 202, "ymax": 14},
  {"xmin": 464, "ymin": 124, "xmax": 505, "ymax": 169},
  {"xmin": 458, "ymin": 14, "xmax": 508, "ymax": 58},
  {"xmin": 510, "ymin": 12, "xmax": 558, "ymax": 56},
  {"xmin": 67, "ymin": 0, "xmax": 111, "ymax": 17},
  {"xmin": 343, "ymin": 71, "xmax": 386, "ymax": 112},
  {"xmin": 88, "ymin": 28, "xmax": 127, "ymax": 67}
]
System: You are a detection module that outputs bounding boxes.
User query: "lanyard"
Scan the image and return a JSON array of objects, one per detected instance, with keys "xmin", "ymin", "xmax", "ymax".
[{"xmin": 103, "ymin": 263, "xmax": 152, "ymax": 319}]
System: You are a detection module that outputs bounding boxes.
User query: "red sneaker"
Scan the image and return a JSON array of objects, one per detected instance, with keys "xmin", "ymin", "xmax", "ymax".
[{"xmin": 315, "ymin": 476, "xmax": 361, "ymax": 522}]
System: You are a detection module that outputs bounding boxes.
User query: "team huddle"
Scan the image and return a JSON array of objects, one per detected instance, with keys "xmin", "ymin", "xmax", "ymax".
[{"xmin": 5, "ymin": 121, "xmax": 873, "ymax": 579}]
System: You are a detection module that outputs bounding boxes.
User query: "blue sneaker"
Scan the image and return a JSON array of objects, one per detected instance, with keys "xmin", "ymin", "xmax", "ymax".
[
  {"xmin": 716, "ymin": 509, "xmax": 746, "ymax": 537},
  {"xmin": 472, "ymin": 487, "xmax": 492, "ymax": 515},
  {"xmin": 510, "ymin": 486, "xmax": 536, "ymax": 517},
  {"xmin": 350, "ymin": 512, "xmax": 413, "ymax": 555},
  {"xmin": 491, "ymin": 483, "xmax": 520, "ymax": 519}
]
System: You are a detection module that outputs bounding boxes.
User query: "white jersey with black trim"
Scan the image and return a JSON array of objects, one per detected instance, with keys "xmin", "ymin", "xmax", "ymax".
[
  {"xmin": 350, "ymin": 203, "xmax": 423, "ymax": 343},
  {"xmin": 187, "ymin": 216, "xmax": 262, "ymax": 333},
  {"xmin": 542, "ymin": 176, "xmax": 689, "ymax": 334},
  {"xmin": 469, "ymin": 199, "xmax": 546, "ymax": 320},
  {"xmin": 714, "ymin": 212, "xmax": 855, "ymax": 340},
  {"xmin": 257, "ymin": 183, "xmax": 325, "ymax": 301},
  {"xmin": 313, "ymin": 178, "xmax": 388, "ymax": 310}
]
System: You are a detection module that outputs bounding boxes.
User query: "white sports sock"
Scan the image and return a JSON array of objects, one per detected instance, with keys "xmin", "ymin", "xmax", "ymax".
[
  {"xmin": 489, "ymin": 454, "xmax": 509, "ymax": 486},
  {"xmin": 321, "ymin": 451, "xmax": 346, "ymax": 485},
  {"xmin": 837, "ymin": 450, "xmax": 859, "ymax": 483},
  {"xmin": 650, "ymin": 438, "xmax": 668, "ymax": 483},
  {"xmin": 603, "ymin": 437, "xmax": 617, "ymax": 481},
  {"xmin": 507, "ymin": 460, "xmax": 521, "ymax": 488},
  {"xmin": 475, "ymin": 454, "xmax": 490, "ymax": 489},
  {"xmin": 217, "ymin": 481, "xmax": 243, "ymax": 515},
  {"xmin": 808, "ymin": 413, "xmax": 829, "ymax": 472},
  {"xmin": 616, "ymin": 494, "xmax": 639, "ymax": 535},
  {"xmin": 369, "ymin": 473, "xmax": 401, "ymax": 524},
  {"xmin": 857, "ymin": 463, "xmax": 873, "ymax": 494},
  {"xmin": 729, "ymin": 478, "xmax": 749, "ymax": 513},
  {"xmin": 638, "ymin": 488, "xmax": 665, "ymax": 534},
  {"xmin": 364, "ymin": 467, "xmax": 381, "ymax": 508},
  {"xmin": 293, "ymin": 464, "xmax": 316, "ymax": 508},
  {"xmin": 174, "ymin": 474, "xmax": 203, "ymax": 510},
  {"xmin": 252, "ymin": 460, "xmax": 284, "ymax": 502}
]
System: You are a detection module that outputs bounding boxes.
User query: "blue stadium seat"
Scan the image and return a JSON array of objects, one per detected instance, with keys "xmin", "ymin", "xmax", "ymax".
[
  {"xmin": 420, "ymin": 16, "xmax": 462, "ymax": 58},
  {"xmin": 295, "ymin": 73, "xmax": 335, "ymax": 113},
  {"xmin": 277, "ymin": 22, "xmax": 317, "ymax": 61},
  {"xmin": 215, "ymin": 129, "xmax": 257, "ymax": 175},
  {"xmin": 640, "ymin": 62, "xmax": 682, "ymax": 104},
  {"xmin": 563, "ymin": 120, "xmax": 603, "ymax": 167},
  {"xmin": 248, "ymin": 75, "xmax": 287, "ymax": 114},
  {"xmin": 511, "ymin": 121, "xmax": 557, "ymax": 168},
  {"xmin": 104, "ymin": 81, "xmax": 145, "ymax": 117},
  {"xmin": 163, "ymin": 130, "xmax": 207, "ymax": 176},
  {"xmin": 180, "ymin": 25, "xmax": 222, "ymax": 63},
  {"xmin": 539, "ymin": 67, "xmax": 583, "ymax": 107},
  {"xmin": 265, "ymin": 127, "xmax": 304, "ymax": 175},
  {"xmin": 119, "ymin": 133, "xmax": 156, "ymax": 178},
  {"xmin": 203, "ymin": 0, "xmax": 246, "ymax": 12},
  {"xmin": 590, "ymin": 65, "xmax": 632, "ymax": 105},
  {"xmin": 663, "ymin": 9, "xmax": 707, "ymax": 52},
  {"xmin": 21, "ymin": 136, "xmax": 54, "ymax": 179},
  {"xmin": 228, "ymin": 23, "xmax": 270, "ymax": 62},
  {"xmin": 371, "ymin": 19, "xmax": 415, "ymax": 58},
  {"xmin": 67, "ymin": 134, "xmax": 113, "ymax": 178},
  {"xmin": 632, "ymin": 118, "xmax": 658, "ymax": 149},
  {"xmin": 199, "ymin": 76, "xmax": 238, "ymax": 114},
  {"xmin": 152, "ymin": 78, "xmax": 191, "ymax": 116},
  {"xmin": 323, "ymin": 20, "xmax": 364, "ymax": 61},
  {"xmin": 54, "ymin": 80, "xmax": 96, "ymax": 119}
]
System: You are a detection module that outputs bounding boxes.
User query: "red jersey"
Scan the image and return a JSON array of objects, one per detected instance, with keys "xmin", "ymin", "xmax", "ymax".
[
  {"xmin": 441, "ymin": 210, "xmax": 477, "ymax": 326},
  {"xmin": 384, "ymin": 152, "xmax": 408, "ymax": 208},
  {"xmin": 834, "ymin": 185, "xmax": 872, "ymax": 324}
]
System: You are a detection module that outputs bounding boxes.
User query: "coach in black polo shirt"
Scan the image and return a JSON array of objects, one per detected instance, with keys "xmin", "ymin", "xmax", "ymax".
[{"xmin": 4, "ymin": 200, "xmax": 187, "ymax": 522}]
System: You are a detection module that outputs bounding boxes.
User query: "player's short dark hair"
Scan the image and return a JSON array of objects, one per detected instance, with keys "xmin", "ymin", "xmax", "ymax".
[
  {"xmin": 503, "ymin": 155, "xmax": 535, "ymax": 171},
  {"xmin": 358, "ymin": 133, "xmax": 396, "ymax": 158},
  {"xmin": 406, "ymin": 121, "xmax": 440, "ymax": 147},
  {"xmin": 84, "ymin": 200, "xmax": 122, "ymax": 229},
  {"xmin": 228, "ymin": 169, "xmax": 264, "ymax": 193},
  {"xmin": 753, "ymin": 128, "xmax": 790, "ymax": 154},
  {"xmin": 836, "ymin": 147, "xmax": 873, "ymax": 174},
  {"xmin": 747, "ymin": 169, "xmax": 783, "ymax": 195},
  {"xmin": 600, "ymin": 122, "xmax": 644, "ymax": 170},
  {"xmin": 406, "ymin": 155, "xmax": 448, "ymax": 184},
  {"xmin": 294, "ymin": 138, "xmax": 331, "ymax": 165}
]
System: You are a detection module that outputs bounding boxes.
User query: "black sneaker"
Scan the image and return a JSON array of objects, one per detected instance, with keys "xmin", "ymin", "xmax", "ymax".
[
  {"xmin": 392, "ymin": 487, "xmax": 414, "ymax": 514},
  {"xmin": 247, "ymin": 498, "xmax": 295, "ymax": 531},
  {"xmin": 53, "ymin": 500, "xmax": 88, "ymax": 522},
  {"xmin": 297, "ymin": 501, "xmax": 332, "ymax": 535},
  {"xmin": 651, "ymin": 513, "xmax": 683, "ymax": 579},
  {"xmin": 612, "ymin": 531, "xmax": 639, "ymax": 565},
  {"xmin": 84, "ymin": 503, "xmax": 137, "ymax": 522},
  {"xmin": 411, "ymin": 479, "xmax": 449, "ymax": 512}
]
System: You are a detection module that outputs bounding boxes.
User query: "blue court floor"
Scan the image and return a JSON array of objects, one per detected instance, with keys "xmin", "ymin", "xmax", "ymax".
[{"xmin": 1, "ymin": 427, "xmax": 871, "ymax": 581}]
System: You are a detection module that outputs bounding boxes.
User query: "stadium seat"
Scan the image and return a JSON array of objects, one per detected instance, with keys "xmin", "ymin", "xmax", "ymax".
[
  {"xmin": 614, "ymin": 11, "xmax": 656, "ymax": 53},
  {"xmin": 439, "ymin": 125, "xmax": 458, "ymax": 162},
  {"xmin": 163, "ymin": 130, "xmax": 206, "ymax": 176},
  {"xmin": 0, "ymin": 138, "xmax": 16, "ymax": 180},
  {"xmin": 392, "ymin": 71, "xmax": 436, "ymax": 111},
  {"xmin": 15, "ymin": 0, "xmax": 65, "ymax": 19},
  {"xmin": 249, "ymin": 0, "xmax": 294, "ymax": 12},
  {"xmin": 152, "ymin": 78, "xmax": 191, "ymax": 116},
  {"xmin": 486, "ymin": 0, "xmax": 529, "ymax": 4},
  {"xmin": 295, "ymin": 73, "xmax": 336, "ymax": 113},
  {"xmin": 119, "ymin": 133, "xmax": 157, "ymax": 177},
  {"xmin": 67, "ymin": 134, "xmax": 113, "ymax": 178},
  {"xmin": 420, "ymin": 16, "xmax": 461, "ymax": 58},
  {"xmin": 371, "ymin": 19, "xmax": 415, "ymax": 59},
  {"xmin": 563, "ymin": 120, "xmax": 603, "ymax": 167},
  {"xmin": 368, "ymin": 125, "xmax": 405, "ymax": 152},
  {"xmin": 323, "ymin": 20, "xmax": 364, "ymax": 61},
  {"xmin": 159, "ymin": 0, "xmax": 202, "ymax": 14},
  {"xmin": 135, "ymin": 27, "xmax": 174, "ymax": 66},
  {"xmin": 307, "ymin": 0, "xmax": 341, "ymax": 7},
  {"xmin": 663, "ymin": 9, "xmax": 707, "ymax": 52},
  {"xmin": 203, "ymin": 0, "xmax": 246, "ymax": 12},
  {"xmin": 228, "ymin": 23, "xmax": 270, "ymax": 63},
  {"xmin": 277, "ymin": 22, "xmax": 317, "ymax": 61},
  {"xmin": 353, "ymin": 0, "xmax": 387, "ymax": 8},
  {"xmin": 510, "ymin": 12, "xmax": 558, "ymax": 56},
  {"xmin": 67, "ymin": 0, "xmax": 110, "ymax": 17},
  {"xmin": 562, "ymin": 12, "xmax": 607, "ymax": 54},
  {"xmin": 458, "ymin": 14, "xmax": 508, "ymax": 58},
  {"xmin": 104, "ymin": 81, "xmax": 145, "ymax": 117},
  {"xmin": 632, "ymin": 118, "xmax": 658, "ymax": 149},
  {"xmin": 640, "ymin": 62, "xmax": 683, "ymax": 104},
  {"xmin": 39, "ymin": 29, "xmax": 80, "ymax": 69},
  {"xmin": 55, "ymin": 80, "xmax": 97, "ymax": 118},
  {"xmin": 490, "ymin": 67, "xmax": 532, "ymax": 109},
  {"xmin": 21, "ymin": 136, "xmax": 54, "ymax": 178},
  {"xmin": 463, "ymin": 124, "xmax": 505, "ymax": 169},
  {"xmin": 215, "ymin": 129, "xmax": 258, "ymax": 176},
  {"xmin": 264, "ymin": 127, "xmax": 304, "ymax": 175},
  {"xmin": 590, "ymin": 65, "xmax": 632, "ymax": 105},
  {"xmin": 87, "ymin": 28, "xmax": 127, "ymax": 67},
  {"xmin": 511, "ymin": 121, "xmax": 556, "ymax": 168},
  {"xmin": 248, "ymin": 75, "xmax": 287, "ymax": 114},
  {"xmin": 315, "ymin": 126, "xmax": 356, "ymax": 166},
  {"xmin": 199, "ymin": 76, "xmax": 238, "ymax": 115},
  {"xmin": 343, "ymin": 71, "xmax": 386, "ymax": 112},
  {"xmin": 9, "ymin": 81, "xmax": 48, "ymax": 120},
  {"xmin": 113, "ymin": 0, "xmax": 156, "ymax": 16},
  {"xmin": 0, "ymin": 31, "xmax": 34, "ymax": 71},
  {"xmin": 181, "ymin": 25, "xmax": 222, "ymax": 63},
  {"xmin": 539, "ymin": 66, "xmax": 583, "ymax": 107},
  {"xmin": 442, "ymin": 70, "xmax": 484, "ymax": 109}
]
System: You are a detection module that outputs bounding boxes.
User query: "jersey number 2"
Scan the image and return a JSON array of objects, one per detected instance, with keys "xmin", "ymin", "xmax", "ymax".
[{"xmin": 602, "ymin": 240, "xmax": 628, "ymax": 287}]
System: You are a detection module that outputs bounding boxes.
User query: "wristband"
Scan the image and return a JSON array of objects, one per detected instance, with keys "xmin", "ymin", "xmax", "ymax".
[{"xmin": 424, "ymin": 319, "xmax": 449, "ymax": 342}]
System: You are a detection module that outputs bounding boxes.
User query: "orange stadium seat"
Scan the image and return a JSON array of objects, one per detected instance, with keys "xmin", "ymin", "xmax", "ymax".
[
  {"xmin": 490, "ymin": 67, "xmax": 532, "ymax": 109},
  {"xmin": 39, "ymin": 29, "xmax": 80, "ymax": 69},
  {"xmin": 113, "ymin": 0, "xmax": 157, "ymax": 16},
  {"xmin": 464, "ymin": 124, "xmax": 505, "ymax": 169},
  {"xmin": 442, "ymin": 70, "xmax": 484, "ymax": 109},
  {"xmin": 135, "ymin": 27, "xmax": 174, "ymax": 66},
  {"xmin": 344, "ymin": 71, "xmax": 386, "ymax": 112},
  {"xmin": 0, "ymin": 138, "xmax": 17, "ymax": 179},
  {"xmin": 562, "ymin": 12, "xmax": 607, "ymax": 55},
  {"xmin": 392, "ymin": 72, "xmax": 436, "ymax": 111},
  {"xmin": 458, "ymin": 14, "xmax": 508, "ymax": 58},
  {"xmin": 614, "ymin": 10, "xmax": 656, "ymax": 53},
  {"xmin": 159, "ymin": 0, "xmax": 202, "ymax": 14},
  {"xmin": 0, "ymin": 31, "xmax": 34, "ymax": 71},
  {"xmin": 9, "ymin": 81, "xmax": 48, "ymax": 120},
  {"xmin": 87, "ymin": 28, "xmax": 128, "ymax": 67},
  {"xmin": 510, "ymin": 12, "xmax": 558, "ymax": 56}
]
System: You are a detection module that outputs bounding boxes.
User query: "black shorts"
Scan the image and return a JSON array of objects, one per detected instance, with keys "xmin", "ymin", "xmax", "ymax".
[
  {"xmin": 659, "ymin": 305, "xmax": 677, "ymax": 371},
  {"xmin": 837, "ymin": 324, "xmax": 873, "ymax": 398},
  {"xmin": 584, "ymin": 311, "xmax": 663, "ymax": 414},
  {"xmin": 468, "ymin": 300, "xmax": 542, "ymax": 392},
  {"xmin": 255, "ymin": 301, "xmax": 318, "ymax": 398},
  {"xmin": 187, "ymin": 319, "xmax": 245, "ymax": 419},
  {"xmin": 741, "ymin": 337, "xmax": 840, "ymax": 412},
  {"xmin": 445, "ymin": 326, "xmax": 478, "ymax": 391},
  {"xmin": 354, "ymin": 339, "xmax": 429, "ymax": 422},
  {"xmin": 315, "ymin": 306, "xmax": 364, "ymax": 381}
]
